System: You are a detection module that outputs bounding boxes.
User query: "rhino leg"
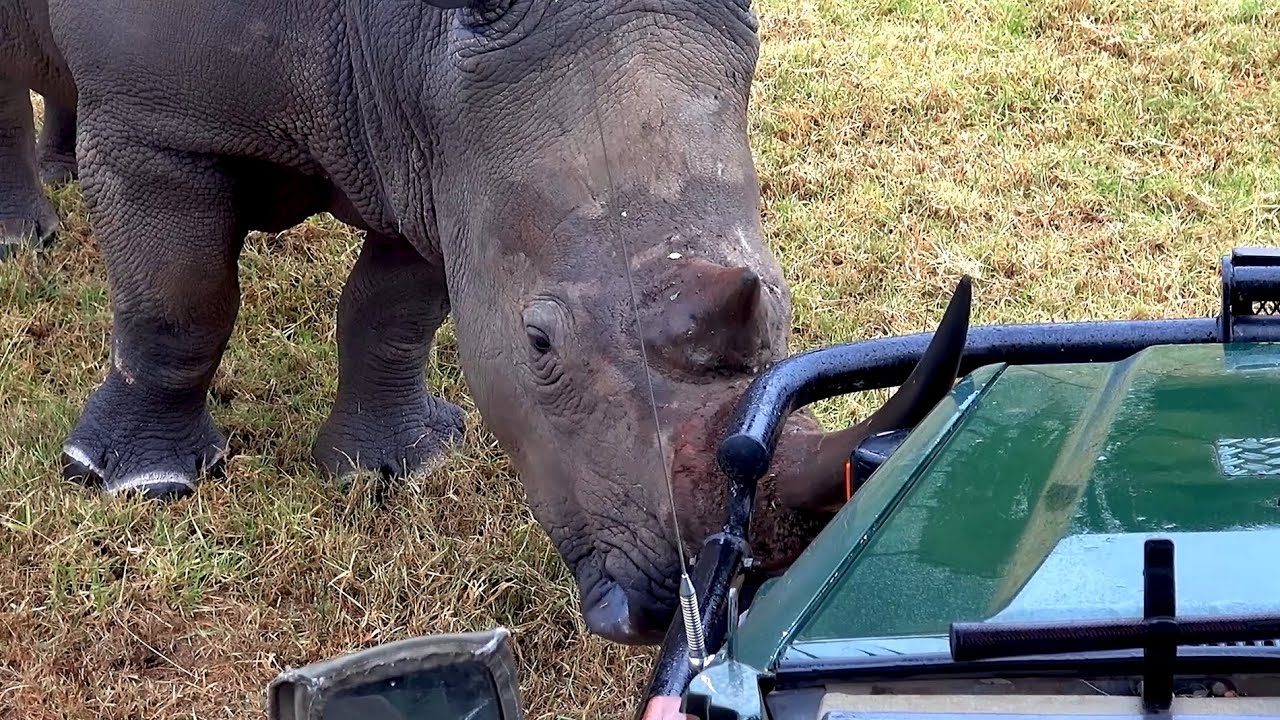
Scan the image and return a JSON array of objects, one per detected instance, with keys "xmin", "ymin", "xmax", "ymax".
[
  {"xmin": 61, "ymin": 145, "xmax": 239, "ymax": 500},
  {"xmin": 312, "ymin": 235, "xmax": 465, "ymax": 480},
  {"xmin": 36, "ymin": 101, "xmax": 77, "ymax": 186},
  {"xmin": 0, "ymin": 78, "xmax": 59, "ymax": 260}
]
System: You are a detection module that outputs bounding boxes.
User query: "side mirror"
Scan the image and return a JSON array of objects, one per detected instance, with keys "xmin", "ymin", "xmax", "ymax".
[{"xmin": 268, "ymin": 627, "xmax": 524, "ymax": 720}]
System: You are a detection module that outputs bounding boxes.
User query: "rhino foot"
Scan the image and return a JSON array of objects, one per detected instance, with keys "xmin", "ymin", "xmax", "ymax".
[
  {"xmin": 312, "ymin": 394, "xmax": 466, "ymax": 481},
  {"xmin": 0, "ymin": 201, "xmax": 60, "ymax": 261},
  {"xmin": 38, "ymin": 152, "xmax": 77, "ymax": 186},
  {"xmin": 37, "ymin": 101, "xmax": 78, "ymax": 186},
  {"xmin": 61, "ymin": 377, "xmax": 227, "ymax": 501}
]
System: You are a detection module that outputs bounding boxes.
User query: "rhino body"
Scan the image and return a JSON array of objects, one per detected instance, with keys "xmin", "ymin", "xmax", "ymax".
[{"xmin": 0, "ymin": 0, "xmax": 882, "ymax": 644}]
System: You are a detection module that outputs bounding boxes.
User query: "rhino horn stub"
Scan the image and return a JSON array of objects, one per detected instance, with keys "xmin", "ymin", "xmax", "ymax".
[
  {"xmin": 647, "ymin": 259, "xmax": 770, "ymax": 374},
  {"xmin": 696, "ymin": 262, "xmax": 761, "ymax": 327}
]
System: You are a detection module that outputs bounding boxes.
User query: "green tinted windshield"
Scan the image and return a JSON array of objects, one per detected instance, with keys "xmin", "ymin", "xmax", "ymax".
[{"xmin": 790, "ymin": 343, "xmax": 1280, "ymax": 647}]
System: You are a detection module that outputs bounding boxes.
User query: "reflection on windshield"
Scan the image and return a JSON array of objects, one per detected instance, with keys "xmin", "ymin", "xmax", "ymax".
[{"xmin": 323, "ymin": 661, "xmax": 502, "ymax": 720}]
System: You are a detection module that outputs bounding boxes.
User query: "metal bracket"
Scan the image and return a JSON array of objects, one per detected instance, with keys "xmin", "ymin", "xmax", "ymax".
[
  {"xmin": 1142, "ymin": 538, "xmax": 1176, "ymax": 712},
  {"xmin": 850, "ymin": 429, "xmax": 912, "ymax": 493},
  {"xmin": 1220, "ymin": 247, "xmax": 1280, "ymax": 343}
]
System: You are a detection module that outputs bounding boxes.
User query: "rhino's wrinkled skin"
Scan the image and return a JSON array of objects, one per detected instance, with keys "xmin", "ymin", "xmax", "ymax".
[{"xmin": 0, "ymin": 0, "xmax": 871, "ymax": 644}]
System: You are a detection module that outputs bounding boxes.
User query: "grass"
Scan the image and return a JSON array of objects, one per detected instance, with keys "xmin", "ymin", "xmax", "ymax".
[{"xmin": 2, "ymin": 0, "xmax": 1277, "ymax": 717}]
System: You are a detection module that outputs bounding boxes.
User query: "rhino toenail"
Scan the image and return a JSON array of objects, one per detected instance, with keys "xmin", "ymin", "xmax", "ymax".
[{"xmin": 106, "ymin": 472, "xmax": 197, "ymax": 500}]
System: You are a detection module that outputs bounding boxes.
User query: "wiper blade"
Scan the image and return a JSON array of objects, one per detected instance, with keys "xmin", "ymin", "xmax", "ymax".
[{"xmin": 949, "ymin": 538, "xmax": 1280, "ymax": 713}]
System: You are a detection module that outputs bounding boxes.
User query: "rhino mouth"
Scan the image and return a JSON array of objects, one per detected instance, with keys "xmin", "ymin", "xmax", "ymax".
[
  {"xmin": 575, "ymin": 550, "xmax": 677, "ymax": 645},
  {"xmin": 581, "ymin": 580, "xmax": 668, "ymax": 645}
]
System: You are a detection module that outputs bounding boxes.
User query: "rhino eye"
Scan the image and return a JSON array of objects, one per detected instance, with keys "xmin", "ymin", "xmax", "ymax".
[
  {"xmin": 526, "ymin": 325, "xmax": 553, "ymax": 355},
  {"xmin": 522, "ymin": 299, "xmax": 563, "ymax": 364}
]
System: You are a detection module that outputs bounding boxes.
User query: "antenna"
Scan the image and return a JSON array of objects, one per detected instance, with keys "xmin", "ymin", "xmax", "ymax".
[{"xmin": 582, "ymin": 59, "xmax": 707, "ymax": 668}]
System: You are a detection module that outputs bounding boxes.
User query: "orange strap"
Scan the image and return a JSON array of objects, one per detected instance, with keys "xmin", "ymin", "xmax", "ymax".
[{"xmin": 844, "ymin": 459, "xmax": 853, "ymax": 502}]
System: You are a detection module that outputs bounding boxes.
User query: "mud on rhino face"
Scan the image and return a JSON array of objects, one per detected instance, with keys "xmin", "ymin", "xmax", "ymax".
[{"xmin": 425, "ymin": 0, "xmax": 844, "ymax": 644}]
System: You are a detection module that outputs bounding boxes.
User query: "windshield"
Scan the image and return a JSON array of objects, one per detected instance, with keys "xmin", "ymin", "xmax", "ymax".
[{"xmin": 789, "ymin": 344, "xmax": 1280, "ymax": 655}]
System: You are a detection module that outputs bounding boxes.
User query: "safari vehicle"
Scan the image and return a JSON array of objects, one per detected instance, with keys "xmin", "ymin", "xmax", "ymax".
[{"xmin": 265, "ymin": 247, "xmax": 1280, "ymax": 720}]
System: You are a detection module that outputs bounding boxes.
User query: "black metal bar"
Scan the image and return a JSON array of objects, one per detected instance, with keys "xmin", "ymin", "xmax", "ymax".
[
  {"xmin": 633, "ymin": 532, "xmax": 750, "ymax": 720},
  {"xmin": 717, "ymin": 317, "xmax": 1220, "ymax": 494},
  {"xmin": 950, "ymin": 612, "xmax": 1280, "ymax": 662},
  {"xmin": 773, "ymin": 649, "xmax": 1280, "ymax": 690},
  {"xmin": 1143, "ymin": 538, "xmax": 1177, "ymax": 711}
]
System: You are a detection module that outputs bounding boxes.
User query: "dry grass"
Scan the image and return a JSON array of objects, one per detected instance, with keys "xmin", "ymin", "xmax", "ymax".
[{"xmin": 2, "ymin": 0, "xmax": 1277, "ymax": 717}]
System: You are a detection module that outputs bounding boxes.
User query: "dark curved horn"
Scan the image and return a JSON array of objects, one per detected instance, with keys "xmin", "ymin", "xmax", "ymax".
[
  {"xmin": 864, "ymin": 275, "xmax": 972, "ymax": 433},
  {"xmin": 769, "ymin": 277, "xmax": 972, "ymax": 513}
]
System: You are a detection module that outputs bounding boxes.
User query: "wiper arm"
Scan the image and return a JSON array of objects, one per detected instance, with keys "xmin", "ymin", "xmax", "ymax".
[
  {"xmin": 949, "ymin": 538, "xmax": 1280, "ymax": 713},
  {"xmin": 951, "ymin": 613, "xmax": 1280, "ymax": 660}
]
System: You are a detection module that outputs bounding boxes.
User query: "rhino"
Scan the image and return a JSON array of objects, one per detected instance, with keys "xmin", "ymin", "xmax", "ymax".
[{"xmin": 1, "ymin": 0, "xmax": 939, "ymax": 645}]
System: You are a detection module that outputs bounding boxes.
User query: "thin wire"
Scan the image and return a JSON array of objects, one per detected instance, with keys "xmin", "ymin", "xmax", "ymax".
[
  {"xmin": 582, "ymin": 59, "xmax": 690, "ymax": 579},
  {"xmin": 570, "ymin": 13, "xmax": 704, "ymax": 667}
]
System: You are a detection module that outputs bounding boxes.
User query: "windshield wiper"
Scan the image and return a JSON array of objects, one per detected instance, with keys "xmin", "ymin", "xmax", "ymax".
[{"xmin": 950, "ymin": 538, "xmax": 1280, "ymax": 712}]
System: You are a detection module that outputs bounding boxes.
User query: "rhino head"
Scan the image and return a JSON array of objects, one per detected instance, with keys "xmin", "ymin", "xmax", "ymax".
[{"xmin": 415, "ymin": 0, "xmax": 913, "ymax": 644}]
